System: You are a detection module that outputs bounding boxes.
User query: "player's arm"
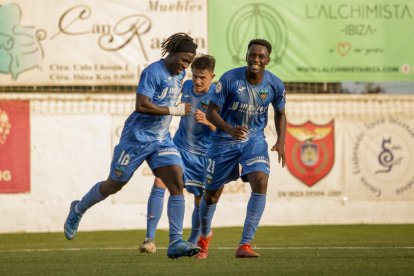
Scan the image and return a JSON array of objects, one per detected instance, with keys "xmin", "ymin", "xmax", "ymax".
[
  {"xmin": 271, "ymin": 107, "xmax": 286, "ymax": 167},
  {"xmin": 135, "ymin": 94, "xmax": 192, "ymax": 116},
  {"xmin": 206, "ymin": 102, "xmax": 247, "ymax": 140},
  {"xmin": 194, "ymin": 109, "xmax": 216, "ymax": 132}
]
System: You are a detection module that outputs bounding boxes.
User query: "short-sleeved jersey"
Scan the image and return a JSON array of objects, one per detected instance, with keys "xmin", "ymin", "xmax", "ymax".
[
  {"xmin": 119, "ymin": 59, "xmax": 185, "ymax": 143},
  {"xmin": 210, "ymin": 66, "xmax": 286, "ymax": 144},
  {"xmin": 173, "ymin": 80, "xmax": 215, "ymax": 155}
]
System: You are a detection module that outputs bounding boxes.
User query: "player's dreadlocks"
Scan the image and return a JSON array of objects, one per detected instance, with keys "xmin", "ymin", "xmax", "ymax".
[{"xmin": 161, "ymin": 33, "xmax": 197, "ymax": 57}]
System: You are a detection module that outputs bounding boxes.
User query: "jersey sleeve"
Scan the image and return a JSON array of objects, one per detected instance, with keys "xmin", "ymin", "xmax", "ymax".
[
  {"xmin": 271, "ymin": 80, "xmax": 286, "ymax": 111},
  {"xmin": 209, "ymin": 78, "xmax": 228, "ymax": 109},
  {"xmin": 136, "ymin": 69, "xmax": 157, "ymax": 99},
  {"xmin": 180, "ymin": 80, "xmax": 192, "ymax": 104}
]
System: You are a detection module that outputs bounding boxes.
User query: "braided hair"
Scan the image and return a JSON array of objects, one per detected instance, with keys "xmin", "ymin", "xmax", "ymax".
[{"xmin": 161, "ymin": 33, "xmax": 197, "ymax": 57}]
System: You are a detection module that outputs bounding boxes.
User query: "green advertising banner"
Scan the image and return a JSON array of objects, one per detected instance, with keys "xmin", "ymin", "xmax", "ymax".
[{"xmin": 208, "ymin": 0, "xmax": 414, "ymax": 82}]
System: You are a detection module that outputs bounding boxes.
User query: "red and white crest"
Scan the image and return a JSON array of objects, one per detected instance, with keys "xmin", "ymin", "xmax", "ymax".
[{"xmin": 286, "ymin": 120, "xmax": 335, "ymax": 187}]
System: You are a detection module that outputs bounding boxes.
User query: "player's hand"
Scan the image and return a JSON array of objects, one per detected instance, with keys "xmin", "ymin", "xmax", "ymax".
[
  {"xmin": 229, "ymin": 126, "xmax": 248, "ymax": 140},
  {"xmin": 194, "ymin": 109, "xmax": 208, "ymax": 125},
  {"xmin": 184, "ymin": 103, "xmax": 193, "ymax": 115},
  {"xmin": 271, "ymin": 142, "xmax": 286, "ymax": 168}
]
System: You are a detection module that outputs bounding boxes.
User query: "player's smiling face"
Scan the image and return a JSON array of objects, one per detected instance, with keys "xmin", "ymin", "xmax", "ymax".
[
  {"xmin": 246, "ymin": 44, "xmax": 270, "ymax": 74},
  {"xmin": 170, "ymin": 52, "xmax": 196, "ymax": 75}
]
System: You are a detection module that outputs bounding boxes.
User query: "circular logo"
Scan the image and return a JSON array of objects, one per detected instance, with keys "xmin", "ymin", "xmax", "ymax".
[
  {"xmin": 226, "ymin": 3, "xmax": 288, "ymax": 67},
  {"xmin": 353, "ymin": 118, "xmax": 414, "ymax": 198},
  {"xmin": 361, "ymin": 131, "xmax": 410, "ymax": 183}
]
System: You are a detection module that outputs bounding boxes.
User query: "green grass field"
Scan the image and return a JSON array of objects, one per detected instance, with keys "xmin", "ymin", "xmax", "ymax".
[{"xmin": 1, "ymin": 225, "xmax": 414, "ymax": 275}]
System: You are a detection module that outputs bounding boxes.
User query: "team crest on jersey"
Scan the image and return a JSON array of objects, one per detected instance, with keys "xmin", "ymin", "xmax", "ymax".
[
  {"xmin": 114, "ymin": 165, "xmax": 125, "ymax": 177},
  {"xmin": 215, "ymin": 81, "xmax": 222, "ymax": 93},
  {"xmin": 286, "ymin": 120, "xmax": 335, "ymax": 187},
  {"xmin": 259, "ymin": 88, "xmax": 269, "ymax": 100},
  {"xmin": 200, "ymin": 99, "xmax": 210, "ymax": 110}
]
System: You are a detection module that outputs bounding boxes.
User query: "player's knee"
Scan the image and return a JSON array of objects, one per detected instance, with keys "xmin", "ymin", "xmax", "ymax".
[
  {"xmin": 100, "ymin": 179, "xmax": 125, "ymax": 196},
  {"xmin": 204, "ymin": 193, "xmax": 219, "ymax": 205},
  {"xmin": 166, "ymin": 180, "xmax": 184, "ymax": 195},
  {"xmin": 194, "ymin": 195, "xmax": 202, "ymax": 206},
  {"xmin": 250, "ymin": 174, "xmax": 268, "ymax": 194}
]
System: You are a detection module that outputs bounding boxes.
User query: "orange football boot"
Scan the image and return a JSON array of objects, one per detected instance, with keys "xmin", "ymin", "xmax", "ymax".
[
  {"xmin": 195, "ymin": 231, "xmax": 213, "ymax": 259},
  {"xmin": 235, "ymin": 243, "xmax": 260, "ymax": 258}
]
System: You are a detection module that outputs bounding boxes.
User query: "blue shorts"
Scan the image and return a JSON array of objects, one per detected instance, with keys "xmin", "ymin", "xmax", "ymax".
[
  {"xmin": 206, "ymin": 137, "xmax": 270, "ymax": 190},
  {"xmin": 179, "ymin": 148, "xmax": 208, "ymax": 197},
  {"xmin": 109, "ymin": 139, "xmax": 182, "ymax": 183}
]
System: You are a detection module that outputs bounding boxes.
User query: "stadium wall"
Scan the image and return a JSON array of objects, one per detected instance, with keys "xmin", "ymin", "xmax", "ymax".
[{"xmin": 0, "ymin": 93, "xmax": 414, "ymax": 233}]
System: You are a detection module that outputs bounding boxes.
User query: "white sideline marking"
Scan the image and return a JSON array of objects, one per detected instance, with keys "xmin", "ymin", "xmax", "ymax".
[{"xmin": 1, "ymin": 246, "xmax": 414, "ymax": 252}]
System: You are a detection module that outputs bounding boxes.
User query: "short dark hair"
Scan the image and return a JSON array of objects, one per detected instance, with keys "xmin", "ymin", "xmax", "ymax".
[
  {"xmin": 161, "ymin": 33, "xmax": 197, "ymax": 57},
  {"xmin": 191, "ymin": 54, "xmax": 215, "ymax": 73},
  {"xmin": 247, "ymin": 39, "xmax": 272, "ymax": 55}
]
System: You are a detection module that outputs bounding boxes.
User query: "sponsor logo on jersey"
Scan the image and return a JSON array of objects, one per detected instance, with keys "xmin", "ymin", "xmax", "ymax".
[
  {"xmin": 246, "ymin": 156, "xmax": 269, "ymax": 166},
  {"xmin": 158, "ymin": 147, "xmax": 180, "ymax": 157},
  {"xmin": 229, "ymin": 102, "xmax": 268, "ymax": 113}
]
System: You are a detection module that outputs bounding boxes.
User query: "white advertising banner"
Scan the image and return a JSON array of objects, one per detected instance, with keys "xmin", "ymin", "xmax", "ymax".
[
  {"xmin": 1, "ymin": 94, "xmax": 413, "ymax": 233},
  {"xmin": 0, "ymin": 0, "xmax": 207, "ymax": 86}
]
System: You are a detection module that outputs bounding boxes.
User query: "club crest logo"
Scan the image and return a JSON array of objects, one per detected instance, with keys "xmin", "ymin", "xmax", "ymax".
[
  {"xmin": 200, "ymin": 99, "xmax": 210, "ymax": 111},
  {"xmin": 259, "ymin": 88, "xmax": 268, "ymax": 100},
  {"xmin": 114, "ymin": 165, "xmax": 125, "ymax": 177},
  {"xmin": 215, "ymin": 81, "xmax": 222, "ymax": 93},
  {"xmin": 286, "ymin": 120, "xmax": 335, "ymax": 187}
]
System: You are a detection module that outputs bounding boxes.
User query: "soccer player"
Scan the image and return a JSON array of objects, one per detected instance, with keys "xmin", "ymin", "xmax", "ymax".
[
  {"xmin": 64, "ymin": 33, "xmax": 201, "ymax": 259},
  {"xmin": 139, "ymin": 55, "xmax": 217, "ymax": 254},
  {"xmin": 196, "ymin": 39, "xmax": 287, "ymax": 258}
]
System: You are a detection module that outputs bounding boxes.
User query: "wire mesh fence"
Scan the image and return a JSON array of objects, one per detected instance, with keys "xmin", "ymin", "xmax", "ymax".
[{"xmin": 0, "ymin": 82, "xmax": 413, "ymax": 94}]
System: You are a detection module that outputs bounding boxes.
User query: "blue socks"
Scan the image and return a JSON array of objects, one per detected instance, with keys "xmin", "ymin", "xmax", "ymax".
[
  {"xmin": 199, "ymin": 197, "xmax": 217, "ymax": 237},
  {"xmin": 145, "ymin": 186, "xmax": 166, "ymax": 240},
  {"xmin": 187, "ymin": 203, "xmax": 201, "ymax": 244},
  {"xmin": 240, "ymin": 193, "xmax": 266, "ymax": 245},
  {"xmin": 167, "ymin": 195, "xmax": 185, "ymax": 243},
  {"xmin": 75, "ymin": 182, "xmax": 106, "ymax": 215}
]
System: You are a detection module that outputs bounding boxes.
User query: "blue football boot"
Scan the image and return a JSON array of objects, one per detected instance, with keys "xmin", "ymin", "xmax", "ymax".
[
  {"xmin": 64, "ymin": 200, "xmax": 82, "ymax": 240},
  {"xmin": 167, "ymin": 239, "xmax": 200, "ymax": 259}
]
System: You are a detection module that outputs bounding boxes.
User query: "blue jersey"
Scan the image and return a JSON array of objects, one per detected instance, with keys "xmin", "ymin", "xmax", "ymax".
[
  {"xmin": 210, "ymin": 66, "xmax": 286, "ymax": 144},
  {"xmin": 173, "ymin": 80, "xmax": 215, "ymax": 155},
  {"xmin": 119, "ymin": 59, "xmax": 185, "ymax": 143}
]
